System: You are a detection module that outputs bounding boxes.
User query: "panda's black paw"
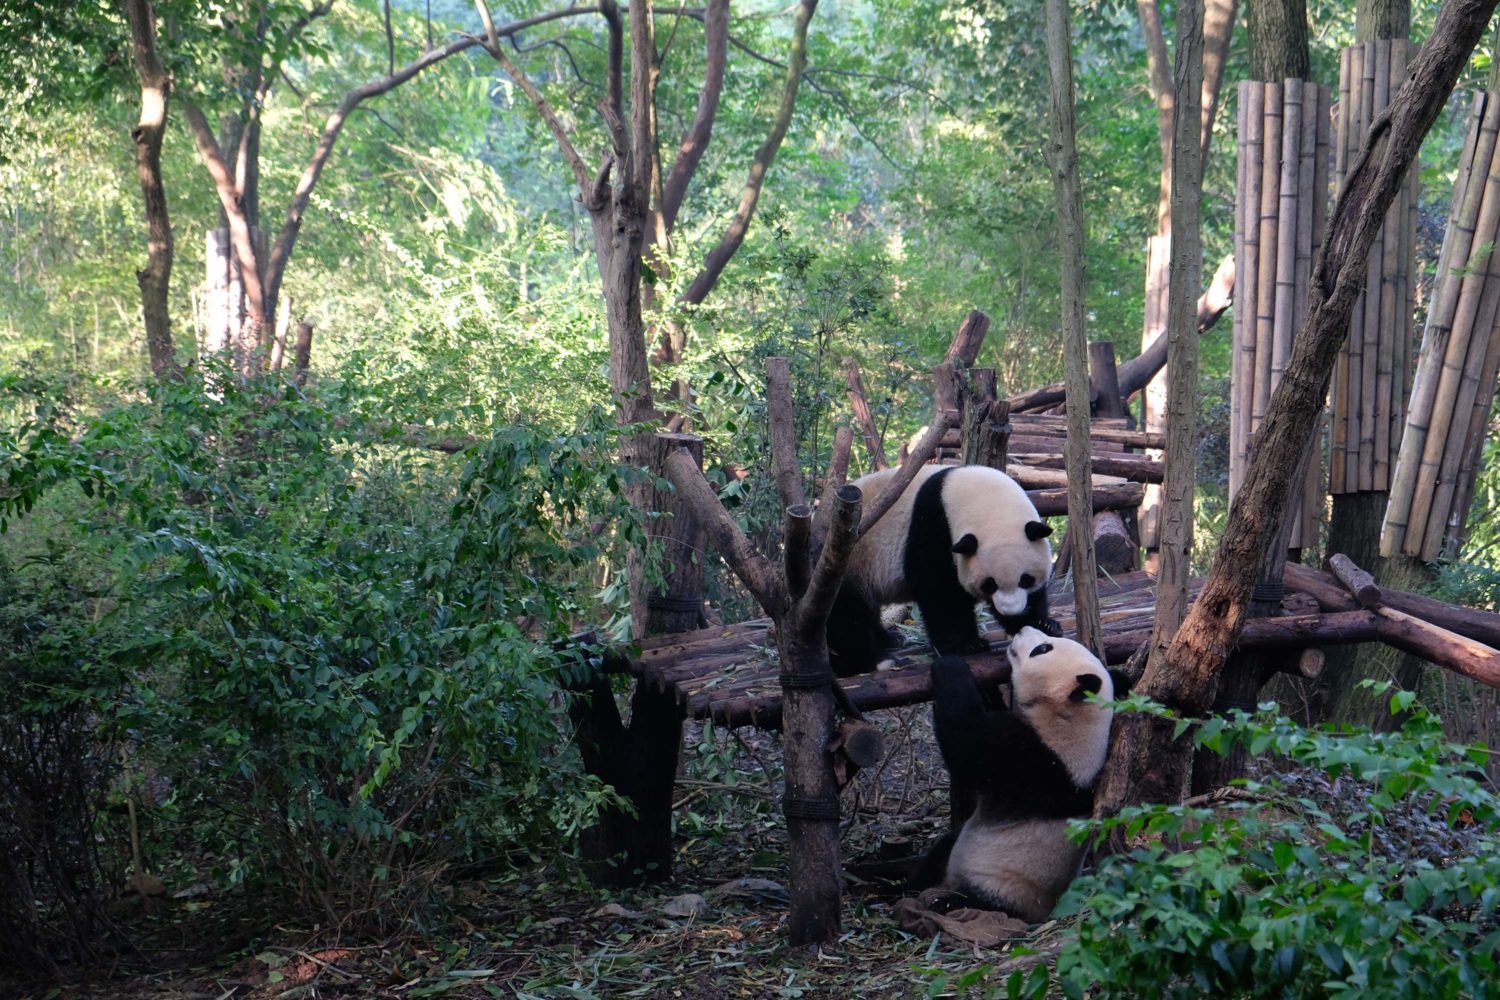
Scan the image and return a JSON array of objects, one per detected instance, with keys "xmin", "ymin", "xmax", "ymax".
[
  {"xmin": 1036, "ymin": 616, "xmax": 1064, "ymax": 638},
  {"xmin": 927, "ymin": 891, "xmax": 974, "ymax": 915},
  {"xmin": 879, "ymin": 627, "xmax": 906, "ymax": 651},
  {"xmin": 947, "ymin": 635, "xmax": 992, "ymax": 655}
]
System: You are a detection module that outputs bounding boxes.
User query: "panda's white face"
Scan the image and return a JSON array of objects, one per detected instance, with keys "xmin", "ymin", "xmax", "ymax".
[
  {"xmin": 1006, "ymin": 626, "xmax": 1114, "ymax": 786},
  {"xmin": 943, "ymin": 468, "xmax": 1052, "ymax": 617}
]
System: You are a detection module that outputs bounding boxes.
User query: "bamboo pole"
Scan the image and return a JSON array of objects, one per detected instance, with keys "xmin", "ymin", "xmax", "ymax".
[
  {"xmin": 1404, "ymin": 123, "xmax": 1500, "ymax": 554},
  {"xmin": 1359, "ymin": 43, "xmax": 1387, "ymax": 493},
  {"xmin": 1235, "ymin": 82, "xmax": 1265, "ymax": 499},
  {"xmin": 1272, "ymin": 79, "xmax": 1303, "ymax": 399},
  {"xmin": 1384, "ymin": 90, "xmax": 1500, "ymax": 554},
  {"xmin": 1232, "ymin": 82, "xmax": 1252, "ymax": 500},
  {"xmin": 1451, "ymin": 308, "xmax": 1500, "ymax": 543},
  {"xmin": 1343, "ymin": 45, "xmax": 1367, "ymax": 493},
  {"xmin": 1254, "ymin": 83, "xmax": 1283, "ymax": 431}
]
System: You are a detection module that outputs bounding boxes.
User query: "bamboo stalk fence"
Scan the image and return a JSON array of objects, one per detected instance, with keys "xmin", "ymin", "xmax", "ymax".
[
  {"xmin": 1231, "ymin": 77, "xmax": 1331, "ymax": 548},
  {"xmin": 1383, "ymin": 86, "xmax": 1500, "ymax": 562},
  {"xmin": 1330, "ymin": 41, "xmax": 1419, "ymax": 498},
  {"xmin": 1140, "ymin": 235, "xmax": 1170, "ymax": 555}
]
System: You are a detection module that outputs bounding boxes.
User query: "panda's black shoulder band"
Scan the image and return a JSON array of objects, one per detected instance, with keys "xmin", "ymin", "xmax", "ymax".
[{"xmin": 783, "ymin": 795, "xmax": 841, "ymax": 821}]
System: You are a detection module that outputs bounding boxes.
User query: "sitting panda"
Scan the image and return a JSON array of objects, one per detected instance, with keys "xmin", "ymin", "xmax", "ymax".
[
  {"xmin": 827, "ymin": 464, "xmax": 1059, "ymax": 676},
  {"xmin": 908, "ymin": 628, "xmax": 1118, "ymax": 922}
]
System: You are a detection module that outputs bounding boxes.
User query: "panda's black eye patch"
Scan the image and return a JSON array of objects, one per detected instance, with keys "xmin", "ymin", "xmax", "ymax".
[
  {"xmin": 980, "ymin": 578, "xmax": 998, "ymax": 595},
  {"xmin": 1029, "ymin": 643, "xmax": 1053, "ymax": 657},
  {"xmin": 1019, "ymin": 573, "xmax": 1036, "ymax": 590}
]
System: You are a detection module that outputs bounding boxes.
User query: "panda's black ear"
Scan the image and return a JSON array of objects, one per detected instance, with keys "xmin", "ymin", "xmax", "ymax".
[
  {"xmin": 1069, "ymin": 673, "xmax": 1103, "ymax": 703},
  {"xmin": 951, "ymin": 533, "xmax": 979, "ymax": 555},
  {"xmin": 1108, "ymin": 668, "xmax": 1135, "ymax": 699},
  {"xmin": 1025, "ymin": 520, "xmax": 1053, "ymax": 541}
]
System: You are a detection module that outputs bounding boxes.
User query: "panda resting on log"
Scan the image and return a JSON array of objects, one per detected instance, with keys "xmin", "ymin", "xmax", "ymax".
[
  {"xmin": 827, "ymin": 464, "xmax": 1062, "ymax": 677},
  {"xmin": 908, "ymin": 628, "xmax": 1120, "ymax": 922}
]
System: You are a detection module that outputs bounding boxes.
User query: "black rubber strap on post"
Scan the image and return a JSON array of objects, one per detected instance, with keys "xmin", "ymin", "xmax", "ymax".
[
  {"xmin": 782, "ymin": 795, "xmax": 841, "ymax": 821},
  {"xmin": 1251, "ymin": 581, "xmax": 1286, "ymax": 604},
  {"xmin": 781, "ymin": 670, "xmax": 831, "ymax": 689},
  {"xmin": 647, "ymin": 593, "xmax": 701, "ymax": 613}
]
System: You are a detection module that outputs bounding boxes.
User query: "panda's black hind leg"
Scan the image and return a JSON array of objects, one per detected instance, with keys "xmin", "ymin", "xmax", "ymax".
[{"xmin": 827, "ymin": 585, "xmax": 888, "ymax": 676}]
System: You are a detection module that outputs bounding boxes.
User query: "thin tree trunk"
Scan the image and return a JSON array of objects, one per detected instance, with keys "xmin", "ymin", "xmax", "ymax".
[
  {"xmin": 120, "ymin": 0, "xmax": 177, "ymax": 379},
  {"xmin": 1249, "ymin": 0, "xmax": 1311, "ymax": 82},
  {"xmin": 1045, "ymin": 0, "xmax": 1102, "ymax": 657},
  {"xmin": 1096, "ymin": 0, "xmax": 1500, "ymax": 820},
  {"xmin": 679, "ymin": 0, "xmax": 818, "ymax": 305},
  {"xmin": 1154, "ymin": 3, "xmax": 1204, "ymax": 661}
]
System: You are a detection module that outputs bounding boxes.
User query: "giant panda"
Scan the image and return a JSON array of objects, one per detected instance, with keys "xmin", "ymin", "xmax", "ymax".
[
  {"xmin": 908, "ymin": 628, "xmax": 1117, "ymax": 922},
  {"xmin": 826, "ymin": 464, "xmax": 1059, "ymax": 677}
]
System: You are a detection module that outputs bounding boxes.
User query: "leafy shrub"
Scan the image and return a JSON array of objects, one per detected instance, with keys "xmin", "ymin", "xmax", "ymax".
[
  {"xmin": 935, "ymin": 694, "xmax": 1500, "ymax": 1000},
  {"xmin": 0, "ymin": 364, "xmax": 646, "ymax": 940},
  {"xmin": 1050, "ymin": 695, "xmax": 1500, "ymax": 999}
]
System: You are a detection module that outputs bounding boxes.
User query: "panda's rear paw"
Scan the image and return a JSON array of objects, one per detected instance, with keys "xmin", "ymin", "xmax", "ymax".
[
  {"xmin": 946, "ymin": 635, "xmax": 991, "ymax": 655},
  {"xmin": 879, "ymin": 627, "xmax": 906, "ymax": 651},
  {"xmin": 927, "ymin": 891, "xmax": 973, "ymax": 915},
  {"xmin": 1037, "ymin": 617, "xmax": 1064, "ymax": 638}
]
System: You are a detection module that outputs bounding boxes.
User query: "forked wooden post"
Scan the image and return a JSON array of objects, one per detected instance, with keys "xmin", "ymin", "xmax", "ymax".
[{"xmin": 663, "ymin": 358, "xmax": 953, "ymax": 948}]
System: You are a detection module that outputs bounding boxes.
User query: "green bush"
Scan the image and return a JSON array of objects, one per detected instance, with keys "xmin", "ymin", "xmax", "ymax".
[
  {"xmin": 934, "ymin": 693, "xmax": 1500, "ymax": 1000},
  {"xmin": 1052, "ymin": 694, "xmax": 1500, "ymax": 999},
  {"xmin": 0, "ymin": 364, "xmax": 646, "ymax": 936}
]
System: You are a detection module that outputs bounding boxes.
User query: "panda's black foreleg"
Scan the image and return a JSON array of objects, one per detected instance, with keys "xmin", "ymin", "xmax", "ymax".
[
  {"xmin": 917, "ymin": 592, "xmax": 987, "ymax": 656},
  {"xmin": 992, "ymin": 587, "xmax": 1062, "ymax": 638},
  {"xmin": 906, "ymin": 828, "xmax": 959, "ymax": 892},
  {"xmin": 827, "ymin": 584, "xmax": 888, "ymax": 677},
  {"xmin": 930, "ymin": 656, "xmax": 1000, "ymax": 790}
]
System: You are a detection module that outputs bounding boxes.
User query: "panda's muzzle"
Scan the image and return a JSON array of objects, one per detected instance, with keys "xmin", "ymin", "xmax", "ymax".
[{"xmin": 991, "ymin": 588, "xmax": 1029, "ymax": 616}]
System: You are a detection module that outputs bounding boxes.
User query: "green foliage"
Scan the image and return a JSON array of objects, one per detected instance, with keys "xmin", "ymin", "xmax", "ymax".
[
  {"xmin": 0, "ymin": 364, "xmax": 642, "ymax": 929},
  {"xmin": 1053, "ymin": 697, "xmax": 1500, "ymax": 999}
]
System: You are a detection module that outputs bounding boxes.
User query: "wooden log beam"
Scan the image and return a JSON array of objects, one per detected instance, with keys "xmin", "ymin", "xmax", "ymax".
[
  {"xmin": 1374, "ymin": 606, "xmax": 1500, "ymax": 689},
  {"xmin": 1327, "ymin": 552, "xmax": 1382, "ymax": 607},
  {"xmin": 1009, "ymin": 451, "xmax": 1165, "ymax": 483},
  {"xmin": 1093, "ymin": 509, "xmax": 1137, "ymax": 574},
  {"xmin": 1284, "ymin": 560, "xmax": 1500, "ymax": 647},
  {"xmin": 1029, "ymin": 483, "xmax": 1146, "ymax": 516}
]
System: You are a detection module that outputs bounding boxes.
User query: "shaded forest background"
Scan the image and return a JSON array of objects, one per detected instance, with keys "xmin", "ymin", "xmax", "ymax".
[{"xmin": 6, "ymin": 0, "xmax": 1500, "ymax": 994}]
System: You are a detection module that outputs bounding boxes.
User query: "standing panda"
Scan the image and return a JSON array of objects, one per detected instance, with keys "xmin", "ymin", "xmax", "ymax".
[
  {"xmin": 909, "ymin": 628, "xmax": 1117, "ymax": 922},
  {"xmin": 827, "ymin": 464, "xmax": 1059, "ymax": 677}
]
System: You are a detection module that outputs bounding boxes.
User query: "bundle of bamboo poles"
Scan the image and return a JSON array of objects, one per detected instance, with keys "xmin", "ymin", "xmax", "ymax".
[
  {"xmin": 1139, "ymin": 234, "xmax": 1170, "ymax": 555},
  {"xmin": 1231, "ymin": 77, "xmax": 1331, "ymax": 549},
  {"xmin": 1331, "ymin": 41, "xmax": 1419, "ymax": 497},
  {"xmin": 1383, "ymin": 88, "xmax": 1500, "ymax": 562}
]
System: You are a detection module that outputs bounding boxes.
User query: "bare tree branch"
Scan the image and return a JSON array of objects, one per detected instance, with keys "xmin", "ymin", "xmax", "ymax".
[
  {"xmin": 679, "ymin": 0, "xmax": 818, "ymax": 305},
  {"xmin": 660, "ymin": 0, "xmax": 727, "ymax": 230},
  {"xmin": 627, "ymin": 0, "xmax": 654, "ymax": 207},
  {"xmin": 663, "ymin": 447, "xmax": 784, "ymax": 614},
  {"xmin": 857, "ymin": 407, "xmax": 954, "ymax": 539},
  {"xmin": 766, "ymin": 357, "xmax": 808, "ymax": 511}
]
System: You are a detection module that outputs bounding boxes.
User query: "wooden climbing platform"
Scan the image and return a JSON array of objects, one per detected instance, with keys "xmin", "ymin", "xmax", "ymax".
[{"xmin": 623, "ymin": 571, "xmax": 1185, "ymax": 730}]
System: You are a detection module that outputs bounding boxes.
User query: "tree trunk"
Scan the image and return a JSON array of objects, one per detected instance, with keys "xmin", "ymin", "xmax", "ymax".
[
  {"xmin": 121, "ymin": 0, "xmax": 177, "ymax": 379},
  {"xmin": 1095, "ymin": 0, "xmax": 1500, "ymax": 821},
  {"xmin": 1153, "ymin": 1, "xmax": 1204, "ymax": 665},
  {"xmin": 1045, "ymin": 0, "xmax": 1103, "ymax": 656},
  {"xmin": 1249, "ymin": 0, "xmax": 1311, "ymax": 82}
]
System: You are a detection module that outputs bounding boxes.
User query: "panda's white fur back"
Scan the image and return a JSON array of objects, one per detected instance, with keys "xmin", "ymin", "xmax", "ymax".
[{"xmin": 843, "ymin": 464, "xmax": 1048, "ymax": 609}]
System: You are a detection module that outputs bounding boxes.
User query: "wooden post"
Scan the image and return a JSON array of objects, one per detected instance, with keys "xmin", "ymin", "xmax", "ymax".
[
  {"xmin": 842, "ymin": 357, "xmax": 888, "ymax": 471},
  {"xmin": 944, "ymin": 309, "xmax": 991, "ymax": 369},
  {"xmin": 663, "ymin": 359, "xmax": 954, "ymax": 947},
  {"xmin": 576, "ymin": 432, "xmax": 703, "ymax": 886},
  {"xmin": 291, "ymin": 320, "xmax": 314, "ymax": 386}
]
